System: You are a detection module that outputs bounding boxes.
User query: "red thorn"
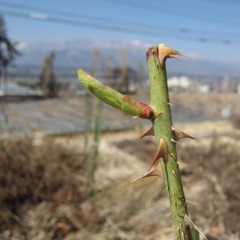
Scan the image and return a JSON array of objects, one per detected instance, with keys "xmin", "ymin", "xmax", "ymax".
[
  {"xmin": 160, "ymin": 138, "xmax": 168, "ymax": 163},
  {"xmin": 140, "ymin": 126, "xmax": 154, "ymax": 139},
  {"xmin": 158, "ymin": 44, "xmax": 184, "ymax": 66},
  {"xmin": 148, "ymin": 138, "xmax": 168, "ymax": 171},
  {"xmin": 149, "ymin": 163, "xmax": 162, "ymax": 177},
  {"xmin": 169, "ymin": 55, "xmax": 182, "ymax": 61},
  {"xmin": 172, "ymin": 126, "xmax": 195, "ymax": 140},
  {"xmin": 132, "ymin": 163, "xmax": 162, "ymax": 182}
]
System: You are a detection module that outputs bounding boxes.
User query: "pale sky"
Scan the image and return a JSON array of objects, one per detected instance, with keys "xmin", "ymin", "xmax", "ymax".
[{"xmin": 1, "ymin": 0, "xmax": 240, "ymax": 64}]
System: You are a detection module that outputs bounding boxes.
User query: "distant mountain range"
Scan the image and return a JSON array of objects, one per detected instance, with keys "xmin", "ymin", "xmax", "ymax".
[{"xmin": 11, "ymin": 39, "xmax": 240, "ymax": 78}]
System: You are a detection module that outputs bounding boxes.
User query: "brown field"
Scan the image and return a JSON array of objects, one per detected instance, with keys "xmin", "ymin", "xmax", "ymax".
[{"xmin": 0, "ymin": 92, "xmax": 239, "ymax": 240}]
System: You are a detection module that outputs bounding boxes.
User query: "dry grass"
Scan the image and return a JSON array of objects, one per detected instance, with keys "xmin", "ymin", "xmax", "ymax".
[
  {"xmin": 0, "ymin": 137, "xmax": 104, "ymax": 239},
  {"xmin": 170, "ymin": 92, "xmax": 240, "ymax": 118},
  {"xmin": 114, "ymin": 134, "xmax": 240, "ymax": 240},
  {"xmin": 0, "ymin": 131, "xmax": 239, "ymax": 240}
]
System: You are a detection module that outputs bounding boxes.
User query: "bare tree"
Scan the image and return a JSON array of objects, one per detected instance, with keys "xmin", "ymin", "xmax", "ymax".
[
  {"xmin": 119, "ymin": 48, "xmax": 129, "ymax": 93},
  {"xmin": 40, "ymin": 51, "xmax": 57, "ymax": 97},
  {"xmin": 0, "ymin": 15, "xmax": 19, "ymax": 91}
]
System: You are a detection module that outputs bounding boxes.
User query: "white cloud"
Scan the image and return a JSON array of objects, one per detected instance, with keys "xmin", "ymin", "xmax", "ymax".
[
  {"xmin": 130, "ymin": 39, "xmax": 141, "ymax": 47},
  {"xmin": 188, "ymin": 52, "xmax": 200, "ymax": 59},
  {"xmin": 15, "ymin": 42, "xmax": 27, "ymax": 50}
]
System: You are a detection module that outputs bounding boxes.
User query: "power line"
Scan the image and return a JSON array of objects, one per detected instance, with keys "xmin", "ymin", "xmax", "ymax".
[
  {"xmin": 0, "ymin": 0, "xmax": 239, "ymax": 38},
  {"xmin": 0, "ymin": 1, "xmax": 112, "ymax": 24},
  {"xmin": 0, "ymin": 1, "xmax": 240, "ymax": 37},
  {"xmin": 99, "ymin": 0, "xmax": 240, "ymax": 27},
  {"xmin": 198, "ymin": 0, "xmax": 240, "ymax": 5},
  {"xmin": 1, "ymin": 9, "xmax": 240, "ymax": 45}
]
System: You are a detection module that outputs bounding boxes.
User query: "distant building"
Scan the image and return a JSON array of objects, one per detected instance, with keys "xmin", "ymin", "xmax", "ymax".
[
  {"xmin": 218, "ymin": 76, "xmax": 238, "ymax": 93},
  {"xmin": 0, "ymin": 81, "xmax": 43, "ymax": 97},
  {"xmin": 220, "ymin": 76, "xmax": 231, "ymax": 92},
  {"xmin": 198, "ymin": 84, "xmax": 210, "ymax": 93},
  {"xmin": 168, "ymin": 76, "xmax": 191, "ymax": 92},
  {"xmin": 221, "ymin": 105, "xmax": 232, "ymax": 119}
]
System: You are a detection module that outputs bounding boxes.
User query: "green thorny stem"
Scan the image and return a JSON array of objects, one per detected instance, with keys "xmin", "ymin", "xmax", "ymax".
[
  {"xmin": 78, "ymin": 44, "xmax": 196, "ymax": 240},
  {"xmin": 90, "ymin": 99, "xmax": 103, "ymax": 202},
  {"xmin": 147, "ymin": 45, "xmax": 192, "ymax": 240}
]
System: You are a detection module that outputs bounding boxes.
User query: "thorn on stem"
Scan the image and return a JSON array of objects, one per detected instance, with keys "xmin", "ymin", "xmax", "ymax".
[
  {"xmin": 176, "ymin": 160, "xmax": 183, "ymax": 166},
  {"xmin": 186, "ymin": 200, "xmax": 199, "ymax": 207},
  {"xmin": 172, "ymin": 170, "xmax": 177, "ymax": 178},
  {"xmin": 148, "ymin": 138, "xmax": 168, "ymax": 170},
  {"xmin": 152, "ymin": 111, "xmax": 164, "ymax": 120},
  {"xmin": 132, "ymin": 163, "xmax": 163, "ymax": 182},
  {"xmin": 171, "ymin": 138, "xmax": 178, "ymax": 144},
  {"xmin": 169, "ymin": 55, "xmax": 182, "ymax": 61},
  {"xmin": 163, "ymin": 187, "xmax": 168, "ymax": 192},
  {"xmin": 172, "ymin": 126, "xmax": 195, "ymax": 140},
  {"xmin": 170, "ymin": 152, "xmax": 176, "ymax": 160},
  {"xmin": 184, "ymin": 215, "xmax": 208, "ymax": 240},
  {"xmin": 140, "ymin": 126, "xmax": 154, "ymax": 139},
  {"xmin": 158, "ymin": 44, "xmax": 184, "ymax": 66},
  {"xmin": 166, "ymin": 212, "xmax": 173, "ymax": 218}
]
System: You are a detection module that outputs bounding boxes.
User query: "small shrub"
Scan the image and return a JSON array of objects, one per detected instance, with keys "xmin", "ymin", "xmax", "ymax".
[{"xmin": 0, "ymin": 137, "xmax": 106, "ymax": 239}]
